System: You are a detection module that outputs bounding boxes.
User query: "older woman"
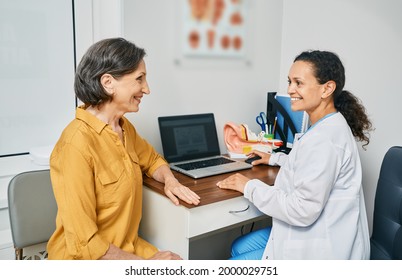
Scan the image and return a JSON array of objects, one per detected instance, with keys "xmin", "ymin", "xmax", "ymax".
[{"xmin": 47, "ymin": 38, "xmax": 200, "ymax": 260}]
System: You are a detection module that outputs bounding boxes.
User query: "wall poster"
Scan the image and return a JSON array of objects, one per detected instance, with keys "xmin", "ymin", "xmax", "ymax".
[{"xmin": 182, "ymin": 0, "xmax": 248, "ymax": 58}]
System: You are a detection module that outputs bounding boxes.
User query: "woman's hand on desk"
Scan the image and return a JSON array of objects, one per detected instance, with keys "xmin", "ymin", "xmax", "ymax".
[
  {"xmin": 164, "ymin": 176, "xmax": 201, "ymax": 206},
  {"xmin": 216, "ymin": 173, "xmax": 251, "ymax": 194},
  {"xmin": 153, "ymin": 165, "xmax": 200, "ymax": 206}
]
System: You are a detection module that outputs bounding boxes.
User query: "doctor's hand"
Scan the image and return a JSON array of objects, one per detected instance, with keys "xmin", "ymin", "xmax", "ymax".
[
  {"xmin": 247, "ymin": 150, "xmax": 271, "ymax": 166},
  {"xmin": 216, "ymin": 173, "xmax": 250, "ymax": 194}
]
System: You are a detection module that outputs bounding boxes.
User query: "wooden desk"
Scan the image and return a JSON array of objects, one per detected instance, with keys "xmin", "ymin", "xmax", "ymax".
[{"xmin": 140, "ymin": 165, "xmax": 279, "ymax": 259}]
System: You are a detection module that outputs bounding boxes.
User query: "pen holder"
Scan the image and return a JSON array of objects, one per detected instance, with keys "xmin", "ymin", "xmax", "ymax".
[{"xmin": 264, "ymin": 133, "xmax": 274, "ymax": 140}]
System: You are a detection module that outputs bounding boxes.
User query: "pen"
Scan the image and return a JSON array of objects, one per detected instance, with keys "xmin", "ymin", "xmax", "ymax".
[{"xmin": 273, "ymin": 117, "xmax": 277, "ymax": 134}]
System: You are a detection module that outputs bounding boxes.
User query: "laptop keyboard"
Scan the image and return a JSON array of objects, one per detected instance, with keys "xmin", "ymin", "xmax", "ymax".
[{"xmin": 176, "ymin": 157, "xmax": 235, "ymax": 171}]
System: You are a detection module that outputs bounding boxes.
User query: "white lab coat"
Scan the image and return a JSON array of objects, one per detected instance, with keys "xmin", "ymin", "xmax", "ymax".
[{"xmin": 244, "ymin": 112, "xmax": 370, "ymax": 259}]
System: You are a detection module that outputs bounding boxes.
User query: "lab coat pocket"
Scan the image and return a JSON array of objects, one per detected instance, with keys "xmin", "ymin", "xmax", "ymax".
[{"xmin": 283, "ymin": 238, "xmax": 332, "ymax": 259}]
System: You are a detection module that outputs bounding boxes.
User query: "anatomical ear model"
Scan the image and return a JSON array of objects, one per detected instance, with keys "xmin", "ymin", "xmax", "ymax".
[{"xmin": 223, "ymin": 122, "xmax": 282, "ymax": 155}]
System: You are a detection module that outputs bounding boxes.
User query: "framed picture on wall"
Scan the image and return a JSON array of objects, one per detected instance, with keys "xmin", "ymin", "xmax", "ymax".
[{"xmin": 181, "ymin": 0, "xmax": 248, "ymax": 59}]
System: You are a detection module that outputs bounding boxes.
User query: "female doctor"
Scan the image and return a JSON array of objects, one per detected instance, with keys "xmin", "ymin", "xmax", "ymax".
[{"xmin": 217, "ymin": 50, "xmax": 373, "ymax": 259}]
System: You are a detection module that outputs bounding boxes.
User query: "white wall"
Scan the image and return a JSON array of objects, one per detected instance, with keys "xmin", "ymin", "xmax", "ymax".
[
  {"xmin": 121, "ymin": 0, "xmax": 283, "ymax": 153},
  {"xmin": 279, "ymin": 0, "xmax": 402, "ymax": 233},
  {"xmin": 74, "ymin": 0, "xmax": 123, "ymax": 62},
  {"xmin": 0, "ymin": 0, "xmax": 75, "ymax": 156},
  {"xmin": 76, "ymin": 0, "xmax": 402, "ymax": 234}
]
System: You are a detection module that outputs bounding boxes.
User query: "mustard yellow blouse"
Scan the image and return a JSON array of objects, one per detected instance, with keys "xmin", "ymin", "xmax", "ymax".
[{"xmin": 47, "ymin": 107, "xmax": 167, "ymax": 259}]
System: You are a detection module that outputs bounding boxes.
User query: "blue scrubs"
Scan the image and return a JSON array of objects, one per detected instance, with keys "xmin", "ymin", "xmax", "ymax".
[{"xmin": 229, "ymin": 227, "xmax": 271, "ymax": 260}]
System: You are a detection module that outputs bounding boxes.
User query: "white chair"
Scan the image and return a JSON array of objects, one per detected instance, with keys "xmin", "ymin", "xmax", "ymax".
[{"xmin": 7, "ymin": 169, "xmax": 57, "ymax": 260}]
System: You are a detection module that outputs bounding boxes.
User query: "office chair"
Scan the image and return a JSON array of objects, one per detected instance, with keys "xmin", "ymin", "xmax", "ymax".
[
  {"xmin": 7, "ymin": 169, "xmax": 57, "ymax": 260},
  {"xmin": 370, "ymin": 146, "xmax": 402, "ymax": 260}
]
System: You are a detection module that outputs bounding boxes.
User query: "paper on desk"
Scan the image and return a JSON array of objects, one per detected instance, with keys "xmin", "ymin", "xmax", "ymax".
[
  {"xmin": 227, "ymin": 144, "xmax": 272, "ymax": 159},
  {"xmin": 227, "ymin": 151, "xmax": 248, "ymax": 159}
]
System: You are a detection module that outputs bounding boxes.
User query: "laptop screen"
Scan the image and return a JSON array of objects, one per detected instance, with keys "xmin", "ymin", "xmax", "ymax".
[{"xmin": 158, "ymin": 113, "xmax": 221, "ymax": 163}]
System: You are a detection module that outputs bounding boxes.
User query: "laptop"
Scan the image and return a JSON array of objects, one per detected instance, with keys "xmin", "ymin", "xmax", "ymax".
[{"xmin": 158, "ymin": 113, "xmax": 252, "ymax": 179}]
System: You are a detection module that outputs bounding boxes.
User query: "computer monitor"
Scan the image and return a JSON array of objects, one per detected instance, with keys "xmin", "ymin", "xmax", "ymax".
[{"xmin": 266, "ymin": 92, "xmax": 309, "ymax": 153}]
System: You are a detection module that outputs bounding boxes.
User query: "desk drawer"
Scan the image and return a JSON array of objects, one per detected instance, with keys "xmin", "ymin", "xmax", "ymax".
[{"xmin": 187, "ymin": 196, "xmax": 263, "ymax": 238}]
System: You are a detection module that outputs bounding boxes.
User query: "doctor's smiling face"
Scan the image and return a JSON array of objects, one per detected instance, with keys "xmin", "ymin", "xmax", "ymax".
[{"xmin": 287, "ymin": 60, "xmax": 326, "ymax": 117}]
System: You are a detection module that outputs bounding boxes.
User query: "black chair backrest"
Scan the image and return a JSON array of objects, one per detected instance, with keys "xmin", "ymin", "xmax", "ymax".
[{"xmin": 370, "ymin": 146, "xmax": 402, "ymax": 259}]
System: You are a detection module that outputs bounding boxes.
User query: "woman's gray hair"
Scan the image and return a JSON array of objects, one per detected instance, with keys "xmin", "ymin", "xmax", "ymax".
[{"xmin": 74, "ymin": 37, "xmax": 146, "ymax": 106}]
